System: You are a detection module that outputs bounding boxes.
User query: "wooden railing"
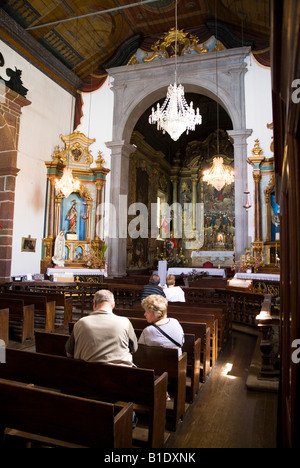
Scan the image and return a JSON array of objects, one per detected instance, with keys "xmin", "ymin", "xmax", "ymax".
[{"xmin": 3, "ymin": 280, "xmax": 272, "ymax": 328}]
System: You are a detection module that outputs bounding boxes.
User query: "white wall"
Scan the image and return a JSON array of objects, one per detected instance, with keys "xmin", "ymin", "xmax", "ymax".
[
  {"xmin": 0, "ymin": 41, "xmax": 75, "ymax": 277},
  {"xmin": 75, "ymin": 79, "xmax": 114, "ymax": 242},
  {"xmin": 244, "ymin": 54, "xmax": 273, "ymax": 246}
]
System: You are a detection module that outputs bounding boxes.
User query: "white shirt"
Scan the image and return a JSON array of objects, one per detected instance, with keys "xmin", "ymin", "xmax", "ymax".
[{"xmin": 164, "ymin": 286, "xmax": 186, "ymax": 302}]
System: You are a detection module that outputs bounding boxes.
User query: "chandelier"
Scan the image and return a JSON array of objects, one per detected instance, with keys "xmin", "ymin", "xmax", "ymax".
[
  {"xmin": 55, "ymin": 167, "xmax": 81, "ymax": 198},
  {"xmin": 148, "ymin": 0, "xmax": 202, "ymax": 141},
  {"xmin": 203, "ymin": 156, "xmax": 234, "ymax": 191}
]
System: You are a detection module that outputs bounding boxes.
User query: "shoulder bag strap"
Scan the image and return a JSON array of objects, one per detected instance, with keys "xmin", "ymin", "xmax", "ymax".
[{"xmin": 151, "ymin": 323, "xmax": 182, "ymax": 348}]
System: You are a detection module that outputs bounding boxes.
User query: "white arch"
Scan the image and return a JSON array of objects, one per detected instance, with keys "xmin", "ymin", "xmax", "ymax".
[{"xmin": 106, "ymin": 47, "xmax": 252, "ymax": 276}]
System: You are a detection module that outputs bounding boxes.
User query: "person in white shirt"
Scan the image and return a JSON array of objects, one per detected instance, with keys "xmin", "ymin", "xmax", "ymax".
[{"xmin": 163, "ymin": 274, "xmax": 186, "ymax": 302}]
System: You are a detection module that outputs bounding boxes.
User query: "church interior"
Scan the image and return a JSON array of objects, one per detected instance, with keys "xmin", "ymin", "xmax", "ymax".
[{"xmin": 0, "ymin": 0, "xmax": 299, "ymax": 449}]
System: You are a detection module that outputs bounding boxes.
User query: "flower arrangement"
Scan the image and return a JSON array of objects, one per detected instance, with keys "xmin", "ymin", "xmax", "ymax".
[
  {"xmin": 83, "ymin": 245, "xmax": 107, "ymax": 269},
  {"xmin": 232, "ymin": 249, "xmax": 264, "ymax": 273},
  {"xmin": 167, "ymin": 252, "xmax": 189, "ymax": 268},
  {"xmin": 181, "ymin": 269, "xmax": 209, "ymax": 284}
]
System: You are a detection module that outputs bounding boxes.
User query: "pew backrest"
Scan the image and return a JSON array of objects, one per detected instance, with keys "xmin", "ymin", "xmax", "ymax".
[
  {"xmin": 2, "ymin": 346, "xmax": 168, "ymax": 448},
  {"xmin": 0, "ymin": 380, "xmax": 133, "ymax": 448}
]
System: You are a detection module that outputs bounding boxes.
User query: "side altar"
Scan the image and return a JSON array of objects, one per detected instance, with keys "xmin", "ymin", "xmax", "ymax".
[{"xmin": 41, "ymin": 131, "xmax": 110, "ymax": 277}]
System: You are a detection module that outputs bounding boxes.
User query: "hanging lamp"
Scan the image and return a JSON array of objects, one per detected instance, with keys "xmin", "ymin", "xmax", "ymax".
[
  {"xmin": 55, "ymin": 167, "xmax": 81, "ymax": 198},
  {"xmin": 203, "ymin": 156, "xmax": 234, "ymax": 191},
  {"xmin": 148, "ymin": 0, "xmax": 202, "ymax": 141}
]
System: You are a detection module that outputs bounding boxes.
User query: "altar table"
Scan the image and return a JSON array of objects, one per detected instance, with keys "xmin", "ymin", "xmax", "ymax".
[{"xmin": 47, "ymin": 268, "xmax": 107, "ymax": 283}]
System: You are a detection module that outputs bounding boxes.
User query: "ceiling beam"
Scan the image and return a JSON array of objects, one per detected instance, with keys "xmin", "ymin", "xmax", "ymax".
[{"xmin": 26, "ymin": 0, "xmax": 161, "ymax": 31}]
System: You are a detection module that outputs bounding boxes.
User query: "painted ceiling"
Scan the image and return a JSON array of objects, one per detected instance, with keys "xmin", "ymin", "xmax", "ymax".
[{"xmin": 2, "ymin": 0, "xmax": 270, "ymax": 80}]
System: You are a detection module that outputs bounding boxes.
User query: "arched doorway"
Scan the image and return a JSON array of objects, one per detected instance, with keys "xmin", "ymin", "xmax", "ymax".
[
  {"xmin": 127, "ymin": 93, "xmax": 235, "ymax": 270},
  {"xmin": 106, "ymin": 47, "xmax": 252, "ymax": 276}
]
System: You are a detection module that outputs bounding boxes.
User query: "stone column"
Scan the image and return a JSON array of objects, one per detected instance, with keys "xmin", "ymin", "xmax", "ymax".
[
  {"xmin": 228, "ymin": 129, "xmax": 253, "ymax": 260},
  {"xmin": 170, "ymin": 176, "xmax": 179, "ymax": 237},
  {"xmin": 94, "ymin": 181, "xmax": 105, "ymax": 240},
  {"xmin": 191, "ymin": 174, "xmax": 198, "ymax": 231},
  {"xmin": 0, "ymin": 84, "xmax": 31, "ymax": 281},
  {"xmin": 247, "ymin": 139, "xmax": 265, "ymax": 259},
  {"xmin": 105, "ymin": 140, "xmax": 136, "ymax": 277}
]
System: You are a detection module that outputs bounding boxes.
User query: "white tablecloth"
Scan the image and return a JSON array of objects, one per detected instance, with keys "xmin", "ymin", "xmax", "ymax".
[
  {"xmin": 47, "ymin": 268, "xmax": 107, "ymax": 277},
  {"xmin": 168, "ymin": 267, "xmax": 226, "ymax": 278},
  {"xmin": 235, "ymin": 273, "xmax": 280, "ymax": 281}
]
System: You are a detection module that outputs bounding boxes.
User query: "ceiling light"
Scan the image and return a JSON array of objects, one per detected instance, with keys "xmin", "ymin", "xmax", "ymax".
[
  {"xmin": 202, "ymin": 156, "xmax": 234, "ymax": 191},
  {"xmin": 148, "ymin": 0, "xmax": 202, "ymax": 141},
  {"xmin": 55, "ymin": 167, "xmax": 81, "ymax": 198}
]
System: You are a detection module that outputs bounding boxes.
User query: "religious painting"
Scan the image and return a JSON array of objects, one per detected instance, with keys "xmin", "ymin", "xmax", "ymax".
[
  {"xmin": 21, "ymin": 236, "xmax": 36, "ymax": 252},
  {"xmin": 202, "ymin": 181, "xmax": 235, "ymax": 251},
  {"xmin": 60, "ymin": 193, "xmax": 86, "ymax": 241}
]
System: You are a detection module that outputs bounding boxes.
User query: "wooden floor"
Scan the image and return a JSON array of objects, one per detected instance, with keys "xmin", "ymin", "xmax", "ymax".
[{"xmin": 166, "ymin": 331, "xmax": 278, "ymax": 449}]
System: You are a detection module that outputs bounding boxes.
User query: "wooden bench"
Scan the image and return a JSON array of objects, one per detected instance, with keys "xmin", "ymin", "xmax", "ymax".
[
  {"xmin": 124, "ymin": 317, "xmax": 201, "ymax": 402},
  {"xmin": 0, "ymin": 379, "xmax": 133, "ymax": 448},
  {"xmin": 167, "ymin": 311, "xmax": 218, "ymax": 366},
  {"xmin": 0, "ymin": 308, "xmax": 9, "ymax": 345},
  {"xmin": 2, "ymin": 290, "xmax": 72, "ymax": 328},
  {"xmin": 0, "ymin": 298, "xmax": 34, "ymax": 343},
  {"xmin": 0, "ymin": 293, "xmax": 55, "ymax": 333},
  {"xmin": 169, "ymin": 302, "xmax": 230, "ymax": 349},
  {"xmin": 133, "ymin": 344, "xmax": 187, "ymax": 431},
  {"xmin": 31, "ymin": 337, "xmax": 168, "ymax": 448}
]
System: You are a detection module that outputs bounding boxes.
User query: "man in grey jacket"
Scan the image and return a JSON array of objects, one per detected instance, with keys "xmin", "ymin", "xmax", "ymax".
[{"xmin": 66, "ymin": 289, "xmax": 138, "ymax": 367}]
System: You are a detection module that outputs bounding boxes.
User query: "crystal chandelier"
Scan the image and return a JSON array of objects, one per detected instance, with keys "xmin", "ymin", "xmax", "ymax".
[
  {"xmin": 148, "ymin": 0, "xmax": 202, "ymax": 141},
  {"xmin": 55, "ymin": 167, "xmax": 81, "ymax": 198},
  {"xmin": 203, "ymin": 156, "xmax": 234, "ymax": 191}
]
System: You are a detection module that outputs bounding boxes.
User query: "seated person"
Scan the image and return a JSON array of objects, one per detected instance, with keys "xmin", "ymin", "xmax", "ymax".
[
  {"xmin": 163, "ymin": 274, "xmax": 186, "ymax": 302},
  {"xmin": 141, "ymin": 273, "xmax": 166, "ymax": 302},
  {"xmin": 65, "ymin": 289, "xmax": 138, "ymax": 367},
  {"xmin": 138, "ymin": 294, "xmax": 184, "ymax": 356}
]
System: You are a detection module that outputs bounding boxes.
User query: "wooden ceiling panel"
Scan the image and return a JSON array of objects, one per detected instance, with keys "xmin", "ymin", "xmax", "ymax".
[{"xmin": 1, "ymin": 0, "xmax": 270, "ymax": 80}]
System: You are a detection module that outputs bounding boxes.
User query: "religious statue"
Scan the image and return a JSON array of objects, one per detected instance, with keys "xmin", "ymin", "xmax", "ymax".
[
  {"xmin": 52, "ymin": 231, "xmax": 66, "ymax": 267},
  {"xmin": 66, "ymin": 200, "xmax": 78, "ymax": 233}
]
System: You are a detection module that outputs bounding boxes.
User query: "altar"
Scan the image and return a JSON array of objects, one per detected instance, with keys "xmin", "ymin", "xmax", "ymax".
[
  {"xmin": 191, "ymin": 251, "xmax": 234, "ymax": 267},
  {"xmin": 168, "ymin": 267, "xmax": 226, "ymax": 278},
  {"xmin": 41, "ymin": 131, "xmax": 110, "ymax": 276},
  {"xmin": 47, "ymin": 267, "xmax": 107, "ymax": 283},
  {"xmin": 157, "ymin": 260, "xmax": 226, "ymax": 286},
  {"xmin": 234, "ymin": 272, "xmax": 280, "ymax": 296}
]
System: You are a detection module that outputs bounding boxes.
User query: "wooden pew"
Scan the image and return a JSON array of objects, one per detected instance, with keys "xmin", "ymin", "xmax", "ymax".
[
  {"xmin": 0, "ymin": 308, "xmax": 9, "ymax": 345},
  {"xmin": 183, "ymin": 333, "xmax": 201, "ymax": 402},
  {"xmin": 0, "ymin": 298, "xmax": 34, "ymax": 343},
  {"xmin": 0, "ymin": 293, "xmax": 55, "ymax": 333},
  {"xmin": 124, "ymin": 317, "xmax": 201, "ymax": 402},
  {"xmin": 0, "ymin": 380, "xmax": 133, "ymax": 448},
  {"xmin": 31, "ymin": 337, "xmax": 168, "ymax": 448},
  {"xmin": 1, "ymin": 290, "xmax": 72, "ymax": 328},
  {"xmin": 133, "ymin": 344, "xmax": 187, "ymax": 431},
  {"xmin": 167, "ymin": 311, "xmax": 218, "ymax": 366},
  {"xmin": 168, "ymin": 302, "xmax": 230, "ymax": 349},
  {"xmin": 114, "ymin": 310, "xmax": 211, "ymax": 381}
]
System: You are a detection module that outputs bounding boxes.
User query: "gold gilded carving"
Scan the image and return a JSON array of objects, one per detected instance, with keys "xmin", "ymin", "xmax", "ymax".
[
  {"xmin": 128, "ymin": 29, "xmax": 226, "ymax": 64},
  {"xmin": 51, "ymin": 131, "xmax": 95, "ymax": 166},
  {"xmin": 143, "ymin": 29, "xmax": 208, "ymax": 62},
  {"xmin": 251, "ymin": 139, "xmax": 263, "ymax": 156}
]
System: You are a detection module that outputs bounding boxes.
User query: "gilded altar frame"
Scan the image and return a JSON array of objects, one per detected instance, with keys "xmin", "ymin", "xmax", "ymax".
[{"xmin": 41, "ymin": 131, "xmax": 110, "ymax": 273}]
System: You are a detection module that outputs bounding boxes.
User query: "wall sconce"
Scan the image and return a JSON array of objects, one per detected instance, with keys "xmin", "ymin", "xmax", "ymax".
[{"xmin": 243, "ymin": 188, "xmax": 252, "ymax": 211}]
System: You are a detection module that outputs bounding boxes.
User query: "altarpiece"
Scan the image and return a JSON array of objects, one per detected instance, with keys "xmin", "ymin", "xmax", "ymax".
[{"xmin": 41, "ymin": 131, "xmax": 110, "ymax": 277}]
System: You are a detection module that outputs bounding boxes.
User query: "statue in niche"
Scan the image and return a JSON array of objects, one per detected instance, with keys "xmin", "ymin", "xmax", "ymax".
[
  {"xmin": 52, "ymin": 231, "xmax": 66, "ymax": 267},
  {"xmin": 66, "ymin": 200, "xmax": 78, "ymax": 233}
]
